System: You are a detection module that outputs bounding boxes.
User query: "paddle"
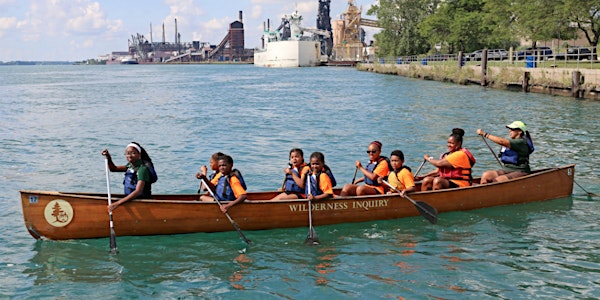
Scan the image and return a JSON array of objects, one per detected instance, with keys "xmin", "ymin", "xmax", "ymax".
[
  {"xmin": 351, "ymin": 166, "xmax": 358, "ymax": 184},
  {"xmin": 305, "ymin": 174, "xmax": 319, "ymax": 245},
  {"xmin": 382, "ymin": 180, "xmax": 438, "ymax": 224},
  {"xmin": 104, "ymin": 158, "xmax": 118, "ymax": 254},
  {"xmin": 200, "ymin": 178, "xmax": 251, "ymax": 245},
  {"xmin": 414, "ymin": 158, "xmax": 427, "ymax": 178},
  {"xmin": 481, "ymin": 135, "xmax": 503, "ymax": 167}
]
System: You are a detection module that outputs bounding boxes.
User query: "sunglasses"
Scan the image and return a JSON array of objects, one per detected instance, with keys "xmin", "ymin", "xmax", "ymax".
[{"xmin": 366, "ymin": 150, "xmax": 378, "ymax": 154}]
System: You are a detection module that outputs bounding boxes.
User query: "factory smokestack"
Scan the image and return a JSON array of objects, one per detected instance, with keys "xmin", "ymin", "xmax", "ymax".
[
  {"xmin": 175, "ymin": 18, "xmax": 178, "ymax": 44},
  {"xmin": 162, "ymin": 23, "xmax": 165, "ymax": 43},
  {"xmin": 239, "ymin": 11, "xmax": 243, "ymax": 23}
]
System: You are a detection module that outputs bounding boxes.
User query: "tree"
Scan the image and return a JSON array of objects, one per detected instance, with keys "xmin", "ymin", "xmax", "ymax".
[
  {"xmin": 368, "ymin": 0, "xmax": 439, "ymax": 56},
  {"xmin": 419, "ymin": 0, "xmax": 518, "ymax": 53},
  {"xmin": 511, "ymin": 0, "xmax": 565, "ymax": 47},
  {"xmin": 560, "ymin": 0, "xmax": 600, "ymax": 48}
]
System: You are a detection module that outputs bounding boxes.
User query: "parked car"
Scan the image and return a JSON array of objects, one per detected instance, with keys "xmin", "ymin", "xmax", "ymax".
[
  {"xmin": 423, "ymin": 54, "xmax": 449, "ymax": 61},
  {"xmin": 467, "ymin": 49, "xmax": 508, "ymax": 61},
  {"xmin": 555, "ymin": 47, "xmax": 593, "ymax": 60},
  {"xmin": 515, "ymin": 47, "xmax": 552, "ymax": 60}
]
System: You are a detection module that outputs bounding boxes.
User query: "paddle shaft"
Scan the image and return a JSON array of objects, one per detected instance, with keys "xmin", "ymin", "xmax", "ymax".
[
  {"xmin": 481, "ymin": 135, "xmax": 503, "ymax": 167},
  {"xmin": 414, "ymin": 159, "xmax": 427, "ymax": 178},
  {"xmin": 200, "ymin": 179, "xmax": 251, "ymax": 245},
  {"xmin": 104, "ymin": 158, "xmax": 118, "ymax": 254},
  {"xmin": 305, "ymin": 174, "xmax": 319, "ymax": 245},
  {"xmin": 351, "ymin": 166, "xmax": 358, "ymax": 184},
  {"xmin": 382, "ymin": 180, "xmax": 438, "ymax": 224}
]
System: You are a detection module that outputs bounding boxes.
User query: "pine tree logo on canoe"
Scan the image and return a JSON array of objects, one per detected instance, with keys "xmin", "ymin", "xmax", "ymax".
[{"xmin": 44, "ymin": 199, "xmax": 73, "ymax": 227}]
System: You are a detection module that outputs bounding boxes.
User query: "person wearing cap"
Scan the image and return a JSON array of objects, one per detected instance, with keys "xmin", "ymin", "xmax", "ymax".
[
  {"xmin": 477, "ymin": 121, "xmax": 535, "ymax": 184},
  {"xmin": 102, "ymin": 142, "xmax": 156, "ymax": 212}
]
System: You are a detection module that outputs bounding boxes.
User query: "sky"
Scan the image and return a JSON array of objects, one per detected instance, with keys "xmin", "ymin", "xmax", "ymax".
[{"xmin": 0, "ymin": 0, "xmax": 378, "ymax": 62}]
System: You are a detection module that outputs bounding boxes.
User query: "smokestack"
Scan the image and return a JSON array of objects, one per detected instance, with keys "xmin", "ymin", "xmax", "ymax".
[
  {"xmin": 175, "ymin": 18, "xmax": 178, "ymax": 44},
  {"xmin": 162, "ymin": 23, "xmax": 165, "ymax": 43},
  {"xmin": 262, "ymin": 21, "xmax": 266, "ymax": 48},
  {"xmin": 239, "ymin": 11, "xmax": 243, "ymax": 23},
  {"xmin": 267, "ymin": 19, "xmax": 270, "ymax": 31},
  {"xmin": 150, "ymin": 23, "xmax": 153, "ymax": 44}
]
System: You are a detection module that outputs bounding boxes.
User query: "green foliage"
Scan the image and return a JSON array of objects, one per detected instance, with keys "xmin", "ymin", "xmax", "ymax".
[
  {"xmin": 368, "ymin": 0, "xmax": 437, "ymax": 56},
  {"xmin": 560, "ymin": 0, "xmax": 600, "ymax": 47},
  {"xmin": 369, "ymin": 0, "xmax": 599, "ymax": 55}
]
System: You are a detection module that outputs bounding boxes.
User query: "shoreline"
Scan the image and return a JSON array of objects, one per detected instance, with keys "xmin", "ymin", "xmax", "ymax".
[{"xmin": 357, "ymin": 63, "xmax": 600, "ymax": 100}]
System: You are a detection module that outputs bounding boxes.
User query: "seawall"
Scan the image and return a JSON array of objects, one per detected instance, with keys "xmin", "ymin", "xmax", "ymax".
[{"xmin": 357, "ymin": 63, "xmax": 600, "ymax": 100}]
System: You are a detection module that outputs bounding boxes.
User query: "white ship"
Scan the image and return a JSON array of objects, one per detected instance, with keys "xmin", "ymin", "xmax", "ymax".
[{"xmin": 254, "ymin": 11, "xmax": 329, "ymax": 68}]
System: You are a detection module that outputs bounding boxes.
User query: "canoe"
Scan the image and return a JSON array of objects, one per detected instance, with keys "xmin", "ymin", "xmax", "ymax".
[{"xmin": 20, "ymin": 165, "xmax": 575, "ymax": 240}]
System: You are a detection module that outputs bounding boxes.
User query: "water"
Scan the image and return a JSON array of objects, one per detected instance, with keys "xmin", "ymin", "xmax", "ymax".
[{"xmin": 1, "ymin": 64, "xmax": 599, "ymax": 299}]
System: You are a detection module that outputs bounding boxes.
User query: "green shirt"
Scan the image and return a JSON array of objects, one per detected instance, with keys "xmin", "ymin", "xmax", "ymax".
[
  {"xmin": 126, "ymin": 160, "xmax": 152, "ymax": 182},
  {"xmin": 502, "ymin": 137, "xmax": 531, "ymax": 173}
]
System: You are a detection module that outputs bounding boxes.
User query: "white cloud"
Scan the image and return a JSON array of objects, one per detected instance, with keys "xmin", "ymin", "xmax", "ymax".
[
  {"xmin": 0, "ymin": 17, "xmax": 16, "ymax": 38},
  {"xmin": 66, "ymin": 2, "xmax": 122, "ymax": 34},
  {"xmin": 161, "ymin": 0, "xmax": 204, "ymax": 42},
  {"xmin": 13, "ymin": 0, "xmax": 122, "ymax": 41},
  {"xmin": 251, "ymin": 5, "xmax": 262, "ymax": 19},
  {"xmin": 0, "ymin": 16, "xmax": 17, "ymax": 30}
]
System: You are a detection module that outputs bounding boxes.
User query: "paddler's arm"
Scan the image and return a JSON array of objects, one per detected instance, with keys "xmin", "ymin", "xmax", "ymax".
[
  {"xmin": 477, "ymin": 128, "xmax": 510, "ymax": 148},
  {"xmin": 108, "ymin": 180, "xmax": 145, "ymax": 212},
  {"xmin": 102, "ymin": 149, "xmax": 126, "ymax": 172},
  {"xmin": 308, "ymin": 192, "xmax": 331, "ymax": 201},
  {"xmin": 220, "ymin": 177, "xmax": 247, "ymax": 213},
  {"xmin": 221, "ymin": 194, "xmax": 247, "ymax": 213},
  {"xmin": 356, "ymin": 160, "xmax": 378, "ymax": 182},
  {"xmin": 424, "ymin": 154, "xmax": 453, "ymax": 169},
  {"xmin": 289, "ymin": 166, "xmax": 307, "ymax": 189},
  {"xmin": 400, "ymin": 186, "xmax": 416, "ymax": 197}
]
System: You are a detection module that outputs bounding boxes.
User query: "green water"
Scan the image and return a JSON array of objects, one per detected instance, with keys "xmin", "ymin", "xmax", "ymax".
[{"xmin": 1, "ymin": 65, "xmax": 599, "ymax": 298}]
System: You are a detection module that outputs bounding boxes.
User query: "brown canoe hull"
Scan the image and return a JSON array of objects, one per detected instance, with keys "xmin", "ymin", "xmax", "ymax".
[{"xmin": 20, "ymin": 165, "xmax": 575, "ymax": 240}]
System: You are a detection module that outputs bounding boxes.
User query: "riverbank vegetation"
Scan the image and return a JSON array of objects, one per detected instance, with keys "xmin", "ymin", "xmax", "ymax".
[{"xmin": 367, "ymin": 0, "xmax": 599, "ymax": 56}]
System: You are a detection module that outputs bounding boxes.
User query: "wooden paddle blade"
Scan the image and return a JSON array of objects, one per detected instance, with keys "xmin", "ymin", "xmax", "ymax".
[
  {"xmin": 232, "ymin": 221, "xmax": 252, "ymax": 245},
  {"xmin": 414, "ymin": 201, "xmax": 438, "ymax": 224},
  {"xmin": 305, "ymin": 228, "xmax": 319, "ymax": 245},
  {"xmin": 109, "ymin": 228, "xmax": 118, "ymax": 254}
]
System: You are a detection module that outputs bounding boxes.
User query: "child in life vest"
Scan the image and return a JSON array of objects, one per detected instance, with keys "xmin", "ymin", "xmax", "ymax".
[
  {"xmin": 305, "ymin": 152, "xmax": 334, "ymax": 201},
  {"xmin": 340, "ymin": 140, "xmax": 390, "ymax": 196},
  {"xmin": 271, "ymin": 148, "xmax": 311, "ymax": 200},
  {"xmin": 380, "ymin": 150, "xmax": 416, "ymax": 197},
  {"xmin": 195, "ymin": 152, "xmax": 224, "ymax": 193},
  {"xmin": 102, "ymin": 142, "xmax": 157, "ymax": 212},
  {"xmin": 197, "ymin": 154, "xmax": 247, "ymax": 213}
]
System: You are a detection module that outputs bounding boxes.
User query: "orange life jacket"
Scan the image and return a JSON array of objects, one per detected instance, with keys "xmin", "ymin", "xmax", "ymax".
[{"xmin": 438, "ymin": 148, "xmax": 476, "ymax": 183}]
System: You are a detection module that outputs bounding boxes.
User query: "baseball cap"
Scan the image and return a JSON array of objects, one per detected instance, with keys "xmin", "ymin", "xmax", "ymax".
[{"xmin": 506, "ymin": 121, "xmax": 526, "ymax": 132}]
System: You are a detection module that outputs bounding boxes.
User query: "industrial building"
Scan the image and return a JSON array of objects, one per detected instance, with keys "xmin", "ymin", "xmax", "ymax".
[
  {"xmin": 106, "ymin": 11, "xmax": 252, "ymax": 64},
  {"xmin": 102, "ymin": 1, "xmax": 379, "ymax": 64}
]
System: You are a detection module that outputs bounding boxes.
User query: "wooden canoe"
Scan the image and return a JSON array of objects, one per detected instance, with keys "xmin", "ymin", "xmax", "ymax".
[{"xmin": 20, "ymin": 165, "xmax": 575, "ymax": 240}]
